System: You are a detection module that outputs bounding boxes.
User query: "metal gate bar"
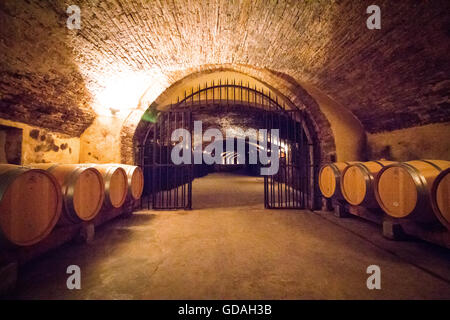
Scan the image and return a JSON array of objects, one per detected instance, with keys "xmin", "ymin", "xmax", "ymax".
[
  {"xmin": 264, "ymin": 109, "xmax": 310, "ymax": 209},
  {"xmin": 141, "ymin": 110, "xmax": 193, "ymax": 210}
]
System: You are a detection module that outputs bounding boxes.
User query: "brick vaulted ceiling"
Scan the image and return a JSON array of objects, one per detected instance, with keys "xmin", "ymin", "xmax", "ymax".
[{"xmin": 0, "ymin": 0, "xmax": 449, "ymax": 136}]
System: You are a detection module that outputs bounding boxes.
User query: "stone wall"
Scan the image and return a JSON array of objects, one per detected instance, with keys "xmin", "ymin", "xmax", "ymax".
[
  {"xmin": 367, "ymin": 122, "xmax": 450, "ymax": 161},
  {"xmin": 0, "ymin": 119, "xmax": 80, "ymax": 164},
  {"xmin": 79, "ymin": 116, "xmax": 122, "ymax": 163},
  {"xmin": 299, "ymin": 82, "xmax": 365, "ymax": 162},
  {"xmin": 0, "ymin": 0, "xmax": 95, "ymax": 136},
  {"xmin": 0, "ymin": 125, "xmax": 21, "ymax": 164}
]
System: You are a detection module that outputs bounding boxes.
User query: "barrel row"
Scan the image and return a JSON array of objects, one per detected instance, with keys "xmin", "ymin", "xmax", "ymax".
[
  {"xmin": 319, "ymin": 160, "xmax": 450, "ymax": 230},
  {"xmin": 0, "ymin": 163, "xmax": 144, "ymax": 246}
]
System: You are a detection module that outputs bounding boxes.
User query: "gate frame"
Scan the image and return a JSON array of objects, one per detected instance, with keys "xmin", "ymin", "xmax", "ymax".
[
  {"xmin": 139, "ymin": 110, "xmax": 193, "ymax": 210},
  {"xmin": 263, "ymin": 108, "xmax": 316, "ymax": 210},
  {"xmin": 136, "ymin": 80, "xmax": 318, "ymax": 211}
]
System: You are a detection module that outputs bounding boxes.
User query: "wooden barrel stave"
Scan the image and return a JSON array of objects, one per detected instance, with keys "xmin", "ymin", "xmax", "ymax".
[
  {"xmin": 32, "ymin": 164, "xmax": 105, "ymax": 224},
  {"xmin": 0, "ymin": 164, "xmax": 62, "ymax": 246},
  {"xmin": 319, "ymin": 162, "xmax": 356, "ymax": 199},
  {"xmin": 84, "ymin": 164, "xmax": 128, "ymax": 208},
  {"xmin": 431, "ymin": 168, "xmax": 450, "ymax": 230},
  {"xmin": 341, "ymin": 160, "xmax": 395, "ymax": 207},
  {"xmin": 375, "ymin": 160, "xmax": 450, "ymax": 223},
  {"xmin": 117, "ymin": 164, "xmax": 144, "ymax": 200}
]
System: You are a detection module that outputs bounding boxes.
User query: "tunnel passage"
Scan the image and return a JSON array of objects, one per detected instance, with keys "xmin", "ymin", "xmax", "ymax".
[
  {"xmin": 0, "ymin": 0, "xmax": 450, "ymax": 301},
  {"xmin": 135, "ymin": 81, "xmax": 319, "ymax": 210}
]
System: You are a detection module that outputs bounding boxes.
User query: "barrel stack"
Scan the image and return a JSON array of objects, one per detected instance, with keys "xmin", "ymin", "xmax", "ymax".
[
  {"xmin": 85, "ymin": 164, "xmax": 128, "ymax": 209},
  {"xmin": 32, "ymin": 164, "xmax": 105, "ymax": 225},
  {"xmin": 116, "ymin": 164, "xmax": 144, "ymax": 201},
  {"xmin": 81, "ymin": 163, "xmax": 145, "ymax": 226},
  {"xmin": 319, "ymin": 159, "xmax": 450, "ymax": 248},
  {"xmin": 319, "ymin": 162, "xmax": 357, "ymax": 200},
  {"xmin": 0, "ymin": 162, "xmax": 144, "ymax": 250},
  {"xmin": 340, "ymin": 160, "xmax": 395, "ymax": 208}
]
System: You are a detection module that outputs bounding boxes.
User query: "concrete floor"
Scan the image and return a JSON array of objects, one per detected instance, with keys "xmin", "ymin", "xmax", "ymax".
[{"xmin": 8, "ymin": 173, "xmax": 450, "ymax": 299}]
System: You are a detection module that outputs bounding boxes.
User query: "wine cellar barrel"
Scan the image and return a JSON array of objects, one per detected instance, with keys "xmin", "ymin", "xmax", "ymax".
[
  {"xmin": 32, "ymin": 164, "xmax": 105, "ymax": 224},
  {"xmin": 340, "ymin": 160, "xmax": 395, "ymax": 207},
  {"xmin": 431, "ymin": 168, "xmax": 450, "ymax": 230},
  {"xmin": 87, "ymin": 164, "xmax": 128, "ymax": 208},
  {"xmin": 375, "ymin": 160, "xmax": 450, "ymax": 223},
  {"xmin": 118, "ymin": 164, "xmax": 144, "ymax": 200},
  {"xmin": 0, "ymin": 164, "xmax": 62, "ymax": 246},
  {"xmin": 319, "ymin": 162, "xmax": 356, "ymax": 199}
]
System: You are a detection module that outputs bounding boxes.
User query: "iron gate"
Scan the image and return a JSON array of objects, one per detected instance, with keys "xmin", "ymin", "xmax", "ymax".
[
  {"xmin": 137, "ymin": 80, "xmax": 316, "ymax": 211},
  {"xmin": 263, "ymin": 109, "xmax": 313, "ymax": 209},
  {"xmin": 140, "ymin": 110, "xmax": 193, "ymax": 210}
]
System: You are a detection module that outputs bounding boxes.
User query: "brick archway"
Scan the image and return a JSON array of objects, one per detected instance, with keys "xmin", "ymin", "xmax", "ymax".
[{"xmin": 119, "ymin": 64, "xmax": 336, "ymax": 167}]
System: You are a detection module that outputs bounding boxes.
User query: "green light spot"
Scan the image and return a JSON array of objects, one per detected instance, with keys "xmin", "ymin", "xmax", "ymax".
[{"xmin": 142, "ymin": 107, "xmax": 160, "ymax": 123}]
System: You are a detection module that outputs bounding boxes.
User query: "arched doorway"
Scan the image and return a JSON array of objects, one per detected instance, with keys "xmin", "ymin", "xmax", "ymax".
[{"xmin": 135, "ymin": 80, "xmax": 319, "ymax": 210}]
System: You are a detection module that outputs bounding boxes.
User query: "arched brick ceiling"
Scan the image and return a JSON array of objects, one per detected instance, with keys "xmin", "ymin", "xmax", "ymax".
[{"xmin": 0, "ymin": 0, "xmax": 449, "ymax": 136}]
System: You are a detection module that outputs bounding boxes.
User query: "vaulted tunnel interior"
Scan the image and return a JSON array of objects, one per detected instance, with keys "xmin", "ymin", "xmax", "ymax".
[{"xmin": 0, "ymin": 0, "xmax": 449, "ymax": 300}]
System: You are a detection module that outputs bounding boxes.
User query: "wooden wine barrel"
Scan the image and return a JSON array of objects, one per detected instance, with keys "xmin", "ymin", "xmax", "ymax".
[
  {"xmin": 375, "ymin": 160, "xmax": 450, "ymax": 223},
  {"xmin": 32, "ymin": 164, "xmax": 105, "ymax": 224},
  {"xmin": 319, "ymin": 162, "xmax": 357, "ymax": 199},
  {"xmin": 0, "ymin": 164, "xmax": 62, "ymax": 246},
  {"xmin": 341, "ymin": 160, "xmax": 395, "ymax": 207},
  {"xmin": 117, "ymin": 164, "xmax": 144, "ymax": 200},
  {"xmin": 431, "ymin": 168, "xmax": 450, "ymax": 229},
  {"xmin": 86, "ymin": 164, "xmax": 128, "ymax": 208}
]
